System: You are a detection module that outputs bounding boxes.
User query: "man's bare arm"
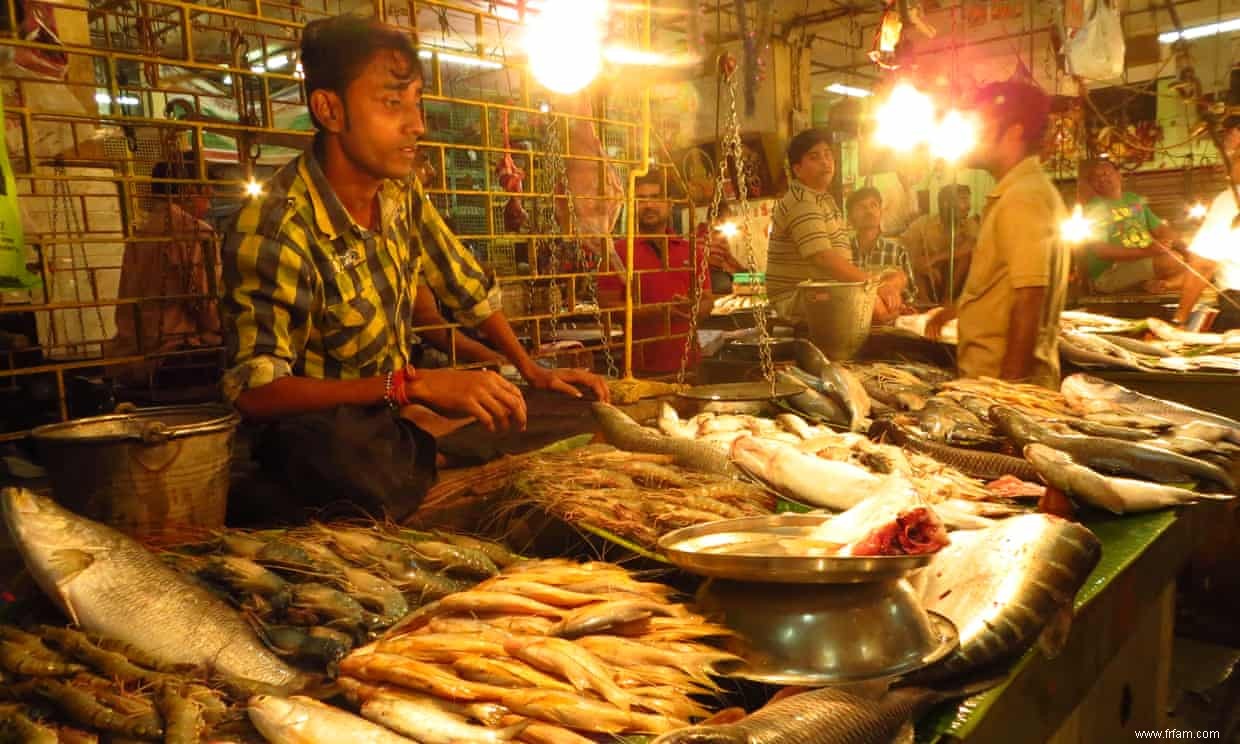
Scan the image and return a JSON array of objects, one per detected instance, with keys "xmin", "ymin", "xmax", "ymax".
[{"xmin": 999, "ymin": 286, "xmax": 1046, "ymax": 381}]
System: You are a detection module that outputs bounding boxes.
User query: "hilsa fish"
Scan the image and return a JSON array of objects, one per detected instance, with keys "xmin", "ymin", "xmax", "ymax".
[
  {"xmin": 2, "ymin": 488, "xmax": 303, "ymax": 691},
  {"xmin": 651, "ymin": 677, "xmax": 997, "ymax": 744}
]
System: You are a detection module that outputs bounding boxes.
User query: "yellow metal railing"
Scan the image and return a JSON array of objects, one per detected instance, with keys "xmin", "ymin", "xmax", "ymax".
[{"xmin": 0, "ymin": 0, "xmax": 695, "ymax": 441}]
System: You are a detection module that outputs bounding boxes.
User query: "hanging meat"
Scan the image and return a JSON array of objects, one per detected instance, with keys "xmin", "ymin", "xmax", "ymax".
[
  {"xmin": 554, "ymin": 98, "xmax": 624, "ymax": 266},
  {"xmin": 495, "ymin": 109, "xmax": 528, "ymax": 232}
]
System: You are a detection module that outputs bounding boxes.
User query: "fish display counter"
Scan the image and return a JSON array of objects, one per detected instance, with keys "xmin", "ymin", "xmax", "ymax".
[{"xmin": 2, "ymin": 342, "xmax": 1236, "ymax": 743}]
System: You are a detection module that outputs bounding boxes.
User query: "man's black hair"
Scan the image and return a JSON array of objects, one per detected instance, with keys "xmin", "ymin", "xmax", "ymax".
[
  {"xmin": 150, "ymin": 155, "xmax": 201, "ymax": 196},
  {"xmin": 845, "ymin": 186, "xmax": 882, "ymax": 215},
  {"xmin": 786, "ymin": 128, "xmax": 832, "ymax": 168},
  {"xmin": 300, "ymin": 14, "xmax": 423, "ymax": 131}
]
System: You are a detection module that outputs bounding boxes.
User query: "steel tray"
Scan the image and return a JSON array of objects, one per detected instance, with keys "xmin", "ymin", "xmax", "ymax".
[{"xmin": 658, "ymin": 514, "xmax": 935, "ymax": 584}]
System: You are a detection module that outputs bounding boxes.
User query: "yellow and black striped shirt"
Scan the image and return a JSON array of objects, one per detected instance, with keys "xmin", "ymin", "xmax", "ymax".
[{"xmin": 221, "ymin": 149, "xmax": 499, "ymax": 401}]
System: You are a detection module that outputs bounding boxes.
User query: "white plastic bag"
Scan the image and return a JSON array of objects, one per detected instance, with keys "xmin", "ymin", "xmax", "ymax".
[{"xmin": 1065, "ymin": 0, "xmax": 1126, "ymax": 81}]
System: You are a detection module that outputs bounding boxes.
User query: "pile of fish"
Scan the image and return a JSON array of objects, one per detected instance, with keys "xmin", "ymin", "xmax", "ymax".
[
  {"xmin": 158, "ymin": 524, "xmax": 520, "ymax": 669},
  {"xmin": 0, "ymin": 624, "xmax": 233, "ymax": 742},
  {"xmin": 502, "ymin": 444, "xmax": 776, "ymax": 550},
  {"xmin": 1056, "ymin": 314, "xmax": 1240, "ymax": 373},
  {"xmin": 253, "ymin": 560, "xmax": 739, "ymax": 742}
]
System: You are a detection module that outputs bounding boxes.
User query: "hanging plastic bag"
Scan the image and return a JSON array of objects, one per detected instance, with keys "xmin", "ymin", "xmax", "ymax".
[
  {"xmin": 1065, "ymin": 0, "xmax": 1125, "ymax": 82},
  {"xmin": 0, "ymin": 95, "xmax": 39, "ymax": 289}
]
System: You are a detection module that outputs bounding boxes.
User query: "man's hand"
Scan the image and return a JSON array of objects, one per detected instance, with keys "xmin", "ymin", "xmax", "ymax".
[
  {"xmin": 525, "ymin": 365, "xmax": 611, "ymax": 402},
  {"xmin": 925, "ymin": 305, "xmax": 958, "ymax": 340},
  {"xmin": 873, "ymin": 279, "xmax": 904, "ymax": 323},
  {"xmin": 407, "ymin": 368, "xmax": 528, "ymax": 433}
]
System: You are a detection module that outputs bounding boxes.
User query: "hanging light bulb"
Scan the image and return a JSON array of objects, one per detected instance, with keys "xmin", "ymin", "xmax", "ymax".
[
  {"xmin": 1060, "ymin": 204, "xmax": 1093, "ymax": 243},
  {"xmin": 245, "ymin": 179, "xmax": 264, "ymax": 198},
  {"xmin": 716, "ymin": 221, "xmax": 739, "ymax": 239},
  {"xmin": 1188, "ymin": 201, "xmax": 1208, "ymax": 219},
  {"xmin": 930, "ymin": 109, "xmax": 977, "ymax": 163},
  {"xmin": 874, "ymin": 83, "xmax": 935, "ymax": 151},
  {"xmin": 525, "ymin": 0, "xmax": 608, "ymax": 94}
]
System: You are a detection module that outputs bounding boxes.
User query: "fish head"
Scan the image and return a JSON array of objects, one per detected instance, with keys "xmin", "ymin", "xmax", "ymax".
[
  {"xmin": 1023, "ymin": 443, "xmax": 1072, "ymax": 471},
  {"xmin": 652, "ymin": 726, "xmax": 745, "ymax": 744},
  {"xmin": 2, "ymin": 488, "xmax": 119, "ymax": 617},
  {"xmin": 247, "ymin": 695, "xmax": 311, "ymax": 739},
  {"xmin": 728, "ymin": 435, "xmax": 777, "ymax": 476}
]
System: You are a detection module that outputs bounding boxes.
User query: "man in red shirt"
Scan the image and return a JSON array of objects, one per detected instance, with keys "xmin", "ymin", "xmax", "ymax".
[{"xmin": 597, "ymin": 170, "xmax": 712, "ymax": 375}]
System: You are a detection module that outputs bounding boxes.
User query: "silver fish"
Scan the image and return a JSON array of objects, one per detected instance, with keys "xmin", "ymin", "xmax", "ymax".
[
  {"xmin": 2, "ymin": 488, "xmax": 303, "ymax": 691},
  {"xmin": 1024, "ymin": 444, "xmax": 1234, "ymax": 514},
  {"xmin": 908, "ymin": 513, "xmax": 1101, "ymax": 683},
  {"xmin": 651, "ymin": 679, "xmax": 994, "ymax": 744},
  {"xmin": 1061, "ymin": 375, "xmax": 1240, "ymax": 437},
  {"xmin": 360, "ymin": 691, "xmax": 528, "ymax": 744},
  {"xmin": 1097, "ymin": 334, "xmax": 1172, "ymax": 358},
  {"xmin": 793, "ymin": 340, "xmax": 872, "ymax": 430},
  {"xmin": 592, "ymin": 403, "xmax": 738, "ymax": 476},
  {"xmin": 249, "ymin": 695, "xmax": 416, "ymax": 743},
  {"xmin": 777, "ymin": 371, "xmax": 850, "ymax": 428}
]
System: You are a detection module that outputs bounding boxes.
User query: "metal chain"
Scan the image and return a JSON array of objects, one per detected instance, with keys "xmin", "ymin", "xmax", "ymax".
[
  {"xmin": 718, "ymin": 66, "xmax": 774, "ymax": 388},
  {"xmin": 543, "ymin": 110, "xmax": 619, "ymax": 379},
  {"xmin": 676, "ymin": 189, "xmax": 710, "ymax": 386}
]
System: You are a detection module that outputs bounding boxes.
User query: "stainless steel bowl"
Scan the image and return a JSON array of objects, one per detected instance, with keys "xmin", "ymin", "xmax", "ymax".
[
  {"xmin": 697, "ymin": 577, "xmax": 958, "ymax": 685},
  {"xmin": 658, "ymin": 514, "xmax": 935, "ymax": 584}
]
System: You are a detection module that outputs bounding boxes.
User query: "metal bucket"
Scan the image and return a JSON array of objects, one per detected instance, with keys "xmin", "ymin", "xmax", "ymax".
[
  {"xmin": 798, "ymin": 280, "xmax": 878, "ymax": 361},
  {"xmin": 31, "ymin": 404, "xmax": 240, "ymax": 537}
]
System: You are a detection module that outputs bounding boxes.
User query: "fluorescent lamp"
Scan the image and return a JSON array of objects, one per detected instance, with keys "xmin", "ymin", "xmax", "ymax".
[
  {"xmin": 250, "ymin": 64, "xmax": 266, "ymax": 73},
  {"xmin": 826, "ymin": 83, "xmax": 871, "ymax": 98},
  {"xmin": 267, "ymin": 54, "xmax": 288, "ymax": 70},
  {"xmin": 417, "ymin": 49, "xmax": 504, "ymax": 70},
  {"xmin": 116, "ymin": 95, "xmax": 139, "ymax": 106},
  {"xmin": 1158, "ymin": 17, "xmax": 1240, "ymax": 43},
  {"xmin": 94, "ymin": 92, "xmax": 111, "ymax": 104}
]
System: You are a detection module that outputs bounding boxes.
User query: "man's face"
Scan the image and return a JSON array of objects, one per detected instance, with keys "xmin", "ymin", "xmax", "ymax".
[
  {"xmin": 848, "ymin": 195, "xmax": 882, "ymax": 231},
  {"xmin": 954, "ymin": 189, "xmax": 971, "ymax": 217},
  {"xmin": 334, "ymin": 49, "xmax": 426, "ymax": 181},
  {"xmin": 636, "ymin": 182, "xmax": 670, "ymax": 233},
  {"xmin": 792, "ymin": 142, "xmax": 834, "ymax": 191},
  {"xmin": 1088, "ymin": 161, "xmax": 1122, "ymax": 200},
  {"xmin": 966, "ymin": 108, "xmax": 1002, "ymax": 171}
]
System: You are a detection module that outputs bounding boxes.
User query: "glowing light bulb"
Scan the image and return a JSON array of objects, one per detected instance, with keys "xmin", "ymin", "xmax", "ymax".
[
  {"xmin": 1188, "ymin": 201, "xmax": 1208, "ymax": 219},
  {"xmin": 930, "ymin": 110, "xmax": 977, "ymax": 163},
  {"xmin": 245, "ymin": 179, "xmax": 264, "ymax": 198},
  {"xmin": 874, "ymin": 83, "xmax": 935, "ymax": 151},
  {"xmin": 1060, "ymin": 204, "xmax": 1093, "ymax": 243},
  {"xmin": 525, "ymin": 0, "xmax": 607, "ymax": 94},
  {"xmin": 716, "ymin": 221, "xmax": 739, "ymax": 239}
]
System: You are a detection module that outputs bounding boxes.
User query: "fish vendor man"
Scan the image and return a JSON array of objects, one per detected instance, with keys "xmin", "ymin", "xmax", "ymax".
[
  {"xmin": 928, "ymin": 81, "xmax": 1069, "ymax": 388},
  {"xmin": 221, "ymin": 15, "xmax": 608, "ymax": 519}
]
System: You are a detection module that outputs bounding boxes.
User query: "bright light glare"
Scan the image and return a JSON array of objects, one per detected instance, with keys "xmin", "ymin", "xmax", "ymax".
[
  {"xmin": 245, "ymin": 179, "xmax": 264, "ymax": 198},
  {"xmin": 874, "ymin": 83, "xmax": 935, "ymax": 151},
  {"xmin": 1158, "ymin": 17, "xmax": 1240, "ymax": 43},
  {"xmin": 1060, "ymin": 204, "xmax": 1093, "ymax": 243},
  {"xmin": 94, "ymin": 92, "xmax": 111, "ymax": 104},
  {"xmin": 525, "ymin": 0, "xmax": 607, "ymax": 94},
  {"xmin": 716, "ymin": 221, "xmax": 739, "ymax": 238},
  {"xmin": 417, "ymin": 49, "xmax": 504, "ymax": 70},
  {"xmin": 930, "ymin": 109, "xmax": 977, "ymax": 163},
  {"xmin": 250, "ymin": 64, "xmax": 266, "ymax": 73},
  {"xmin": 267, "ymin": 54, "xmax": 288, "ymax": 70},
  {"xmin": 826, "ymin": 83, "xmax": 871, "ymax": 98},
  {"xmin": 1188, "ymin": 201, "xmax": 1208, "ymax": 219}
]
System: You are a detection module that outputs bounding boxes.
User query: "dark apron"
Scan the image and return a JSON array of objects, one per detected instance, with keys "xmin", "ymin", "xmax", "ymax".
[{"xmin": 231, "ymin": 404, "xmax": 438, "ymax": 525}]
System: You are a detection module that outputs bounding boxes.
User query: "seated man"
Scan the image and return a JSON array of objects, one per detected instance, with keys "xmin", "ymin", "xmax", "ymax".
[
  {"xmin": 766, "ymin": 128, "xmax": 905, "ymax": 323},
  {"xmin": 845, "ymin": 186, "xmax": 916, "ymax": 305},
  {"xmin": 221, "ymin": 15, "xmax": 606, "ymax": 520},
  {"xmin": 901, "ymin": 184, "xmax": 979, "ymax": 303},
  {"xmin": 597, "ymin": 169, "xmax": 711, "ymax": 375},
  {"xmin": 1082, "ymin": 158, "xmax": 1186, "ymax": 294}
]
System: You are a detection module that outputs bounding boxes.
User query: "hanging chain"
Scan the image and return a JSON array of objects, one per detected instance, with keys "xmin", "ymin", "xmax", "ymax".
[
  {"xmin": 542, "ymin": 110, "xmax": 619, "ymax": 379},
  {"xmin": 676, "ymin": 183, "xmax": 710, "ymax": 386},
  {"xmin": 540, "ymin": 115, "xmax": 564, "ymax": 341},
  {"xmin": 716, "ymin": 63, "xmax": 774, "ymax": 388}
]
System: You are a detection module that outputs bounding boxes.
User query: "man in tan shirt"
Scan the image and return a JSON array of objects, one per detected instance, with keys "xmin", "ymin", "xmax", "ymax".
[{"xmin": 928, "ymin": 81, "xmax": 1069, "ymax": 387}]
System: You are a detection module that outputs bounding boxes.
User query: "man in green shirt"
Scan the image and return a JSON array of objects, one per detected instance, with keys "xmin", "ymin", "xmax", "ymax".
[{"xmin": 1082, "ymin": 159, "xmax": 1186, "ymax": 294}]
